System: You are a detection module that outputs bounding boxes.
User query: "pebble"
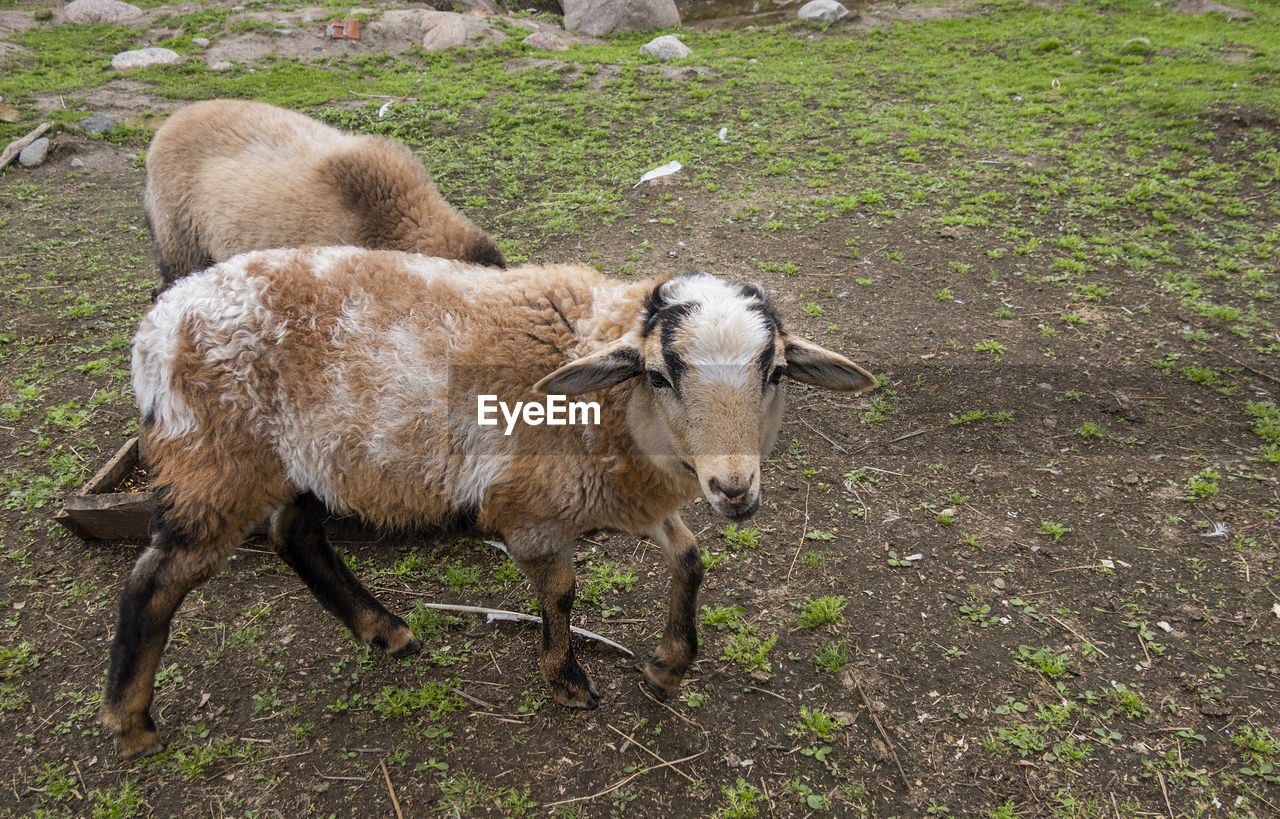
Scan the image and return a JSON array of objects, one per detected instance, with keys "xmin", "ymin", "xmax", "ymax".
[
  {"xmin": 639, "ymin": 35, "xmax": 692, "ymax": 61},
  {"xmin": 63, "ymin": 0, "xmax": 142, "ymax": 24},
  {"xmin": 70, "ymin": 157, "xmax": 86, "ymax": 169},
  {"xmin": 797, "ymin": 0, "xmax": 850, "ymax": 25},
  {"xmin": 111, "ymin": 47, "xmax": 184, "ymax": 71},
  {"xmin": 192, "ymin": 37, "xmax": 210, "ymax": 47},
  {"xmin": 18, "ymin": 137, "xmax": 48, "ymax": 167},
  {"xmin": 79, "ymin": 112, "xmax": 116, "ymax": 135}
]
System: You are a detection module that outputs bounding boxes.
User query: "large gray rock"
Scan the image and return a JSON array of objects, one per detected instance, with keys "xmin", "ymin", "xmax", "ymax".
[
  {"xmin": 640, "ymin": 34, "xmax": 691, "ymax": 60},
  {"xmin": 419, "ymin": 11, "xmax": 494, "ymax": 51},
  {"xmin": 523, "ymin": 30, "xmax": 568, "ymax": 52},
  {"xmin": 797, "ymin": 0, "xmax": 849, "ymax": 25},
  {"xmin": 563, "ymin": 0, "xmax": 679, "ymax": 36},
  {"xmin": 79, "ymin": 112, "xmax": 116, "ymax": 135},
  {"xmin": 63, "ymin": 0, "xmax": 142, "ymax": 25},
  {"xmin": 110, "ymin": 47, "xmax": 184, "ymax": 70},
  {"xmin": 18, "ymin": 137, "xmax": 48, "ymax": 167}
]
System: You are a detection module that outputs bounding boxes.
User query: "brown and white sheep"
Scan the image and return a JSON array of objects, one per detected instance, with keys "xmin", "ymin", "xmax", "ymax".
[
  {"xmin": 143, "ymin": 99, "xmax": 505, "ymax": 291},
  {"xmin": 105, "ymin": 247, "xmax": 877, "ymax": 759}
]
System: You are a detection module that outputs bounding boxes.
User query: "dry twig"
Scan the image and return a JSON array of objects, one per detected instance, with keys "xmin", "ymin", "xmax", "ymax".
[
  {"xmin": 852, "ymin": 675, "xmax": 911, "ymax": 794},
  {"xmin": 607, "ymin": 724, "xmax": 697, "ymax": 785},
  {"xmin": 786, "ymin": 482, "xmax": 812, "ymax": 582},
  {"xmin": 380, "ymin": 759, "xmax": 404, "ymax": 819},
  {"xmin": 543, "ymin": 744, "xmax": 709, "ymax": 808}
]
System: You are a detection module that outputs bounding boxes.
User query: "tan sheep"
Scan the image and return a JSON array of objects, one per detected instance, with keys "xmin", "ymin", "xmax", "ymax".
[
  {"xmin": 105, "ymin": 247, "xmax": 877, "ymax": 759},
  {"xmin": 143, "ymin": 99, "xmax": 505, "ymax": 290}
]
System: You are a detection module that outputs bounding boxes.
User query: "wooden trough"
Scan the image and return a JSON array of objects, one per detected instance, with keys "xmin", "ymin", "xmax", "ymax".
[
  {"xmin": 55, "ymin": 437, "xmax": 382, "ymax": 542},
  {"xmin": 54, "ymin": 437, "xmax": 154, "ymax": 541}
]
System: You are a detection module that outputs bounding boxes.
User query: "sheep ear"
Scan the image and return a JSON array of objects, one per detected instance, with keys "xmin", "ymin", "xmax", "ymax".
[
  {"xmin": 534, "ymin": 337, "xmax": 644, "ymax": 396},
  {"xmin": 783, "ymin": 335, "xmax": 878, "ymax": 394}
]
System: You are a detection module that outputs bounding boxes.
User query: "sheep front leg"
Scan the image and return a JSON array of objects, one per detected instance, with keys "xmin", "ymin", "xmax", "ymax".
[
  {"xmin": 512, "ymin": 547, "xmax": 599, "ymax": 709},
  {"xmin": 642, "ymin": 514, "xmax": 704, "ymax": 694}
]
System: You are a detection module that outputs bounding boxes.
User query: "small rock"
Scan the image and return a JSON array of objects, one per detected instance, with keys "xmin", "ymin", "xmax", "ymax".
[
  {"xmin": 209, "ymin": 60, "xmax": 234, "ymax": 71},
  {"xmin": 70, "ymin": 157, "xmax": 86, "ymax": 169},
  {"xmin": 79, "ymin": 112, "xmax": 116, "ymax": 135},
  {"xmin": 797, "ymin": 0, "xmax": 849, "ymax": 25},
  {"xmin": 639, "ymin": 34, "xmax": 691, "ymax": 61},
  {"xmin": 0, "ymin": 104, "xmax": 19, "ymax": 123},
  {"xmin": 18, "ymin": 137, "xmax": 48, "ymax": 167},
  {"xmin": 192, "ymin": 37, "xmax": 210, "ymax": 47},
  {"xmin": 522, "ymin": 31, "xmax": 568, "ymax": 51},
  {"xmin": 111, "ymin": 47, "xmax": 184, "ymax": 71},
  {"xmin": 993, "ymin": 577, "xmax": 1006, "ymax": 590},
  {"xmin": 1122, "ymin": 473, "xmax": 1140, "ymax": 485},
  {"xmin": 64, "ymin": 0, "xmax": 142, "ymax": 25}
]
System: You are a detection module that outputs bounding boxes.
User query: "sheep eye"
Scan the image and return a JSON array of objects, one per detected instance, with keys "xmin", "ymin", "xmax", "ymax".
[
  {"xmin": 768, "ymin": 365, "xmax": 786, "ymax": 386},
  {"xmin": 648, "ymin": 371, "xmax": 672, "ymax": 391}
]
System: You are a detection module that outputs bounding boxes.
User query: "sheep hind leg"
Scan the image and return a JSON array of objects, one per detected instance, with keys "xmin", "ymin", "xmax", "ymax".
[
  {"xmin": 268, "ymin": 493, "xmax": 420, "ymax": 658},
  {"xmin": 513, "ymin": 548, "xmax": 598, "ymax": 709},
  {"xmin": 146, "ymin": 209, "xmax": 212, "ymax": 293},
  {"xmin": 102, "ymin": 508, "xmax": 243, "ymax": 761},
  {"xmin": 642, "ymin": 514, "xmax": 704, "ymax": 696}
]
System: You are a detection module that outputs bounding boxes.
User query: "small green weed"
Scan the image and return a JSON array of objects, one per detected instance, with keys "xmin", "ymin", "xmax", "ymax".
[
  {"xmin": 812, "ymin": 641, "xmax": 848, "ymax": 673},
  {"xmin": 792, "ymin": 706, "xmax": 842, "ymax": 741},
  {"xmin": 716, "ymin": 778, "xmax": 764, "ymax": 818},
  {"xmin": 1182, "ymin": 467, "xmax": 1222, "ymax": 502},
  {"xmin": 795, "ymin": 596, "xmax": 845, "ymax": 628},
  {"xmin": 720, "ymin": 523, "xmax": 761, "ymax": 549},
  {"xmin": 1014, "ymin": 645, "xmax": 1074, "ymax": 680},
  {"xmin": 373, "ymin": 680, "xmax": 463, "ymax": 722},
  {"xmin": 701, "ymin": 604, "xmax": 746, "ymax": 630},
  {"xmin": 723, "ymin": 628, "xmax": 777, "ymax": 675},
  {"xmin": 1110, "ymin": 683, "xmax": 1148, "ymax": 719},
  {"xmin": 0, "ymin": 642, "xmax": 38, "ymax": 678},
  {"xmin": 1040, "ymin": 521, "xmax": 1071, "ymax": 541}
]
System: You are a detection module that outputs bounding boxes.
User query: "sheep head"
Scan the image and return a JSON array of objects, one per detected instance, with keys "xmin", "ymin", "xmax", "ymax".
[{"xmin": 533, "ymin": 274, "xmax": 877, "ymax": 521}]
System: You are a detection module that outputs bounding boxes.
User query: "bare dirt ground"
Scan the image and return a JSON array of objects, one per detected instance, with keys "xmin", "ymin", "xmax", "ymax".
[{"xmin": 2, "ymin": 2, "xmax": 1278, "ymax": 817}]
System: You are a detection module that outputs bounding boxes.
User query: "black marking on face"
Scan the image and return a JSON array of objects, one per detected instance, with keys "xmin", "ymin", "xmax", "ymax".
[
  {"xmin": 658, "ymin": 303, "xmax": 694, "ymax": 390},
  {"xmin": 642, "ymin": 288, "xmax": 695, "ymax": 338},
  {"xmin": 661, "ymin": 348, "xmax": 689, "ymax": 395},
  {"xmin": 755, "ymin": 338, "xmax": 778, "ymax": 390}
]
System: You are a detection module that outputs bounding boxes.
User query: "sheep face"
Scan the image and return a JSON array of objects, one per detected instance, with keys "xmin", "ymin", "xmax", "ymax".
[{"xmin": 535, "ymin": 274, "xmax": 878, "ymax": 520}]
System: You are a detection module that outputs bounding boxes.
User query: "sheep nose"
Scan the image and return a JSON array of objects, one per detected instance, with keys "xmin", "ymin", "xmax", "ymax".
[{"xmin": 709, "ymin": 477, "xmax": 750, "ymax": 505}]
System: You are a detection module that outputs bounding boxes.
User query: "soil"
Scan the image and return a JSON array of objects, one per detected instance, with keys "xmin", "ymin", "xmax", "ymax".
[{"xmin": 1, "ymin": 3, "xmax": 1278, "ymax": 818}]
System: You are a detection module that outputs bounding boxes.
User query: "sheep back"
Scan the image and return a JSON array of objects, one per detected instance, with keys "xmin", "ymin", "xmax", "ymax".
[{"xmin": 144, "ymin": 100, "xmax": 505, "ymax": 289}]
